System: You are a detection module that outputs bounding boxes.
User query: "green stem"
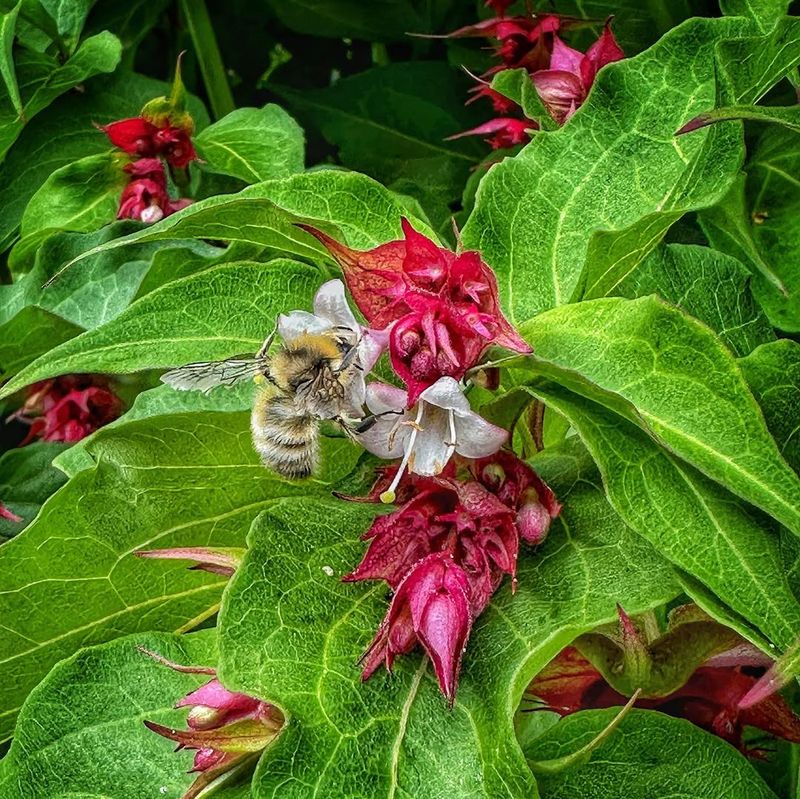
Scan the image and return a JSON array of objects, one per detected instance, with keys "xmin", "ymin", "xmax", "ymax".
[{"xmin": 179, "ymin": 0, "xmax": 235, "ymax": 120}]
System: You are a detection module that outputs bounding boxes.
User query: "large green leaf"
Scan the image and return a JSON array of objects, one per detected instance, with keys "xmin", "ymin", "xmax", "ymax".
[
  {"xmin": 0, "ymin": 2, "xmax": 22, "ymax": 116},
  {"xmin": 274, "ymin": 62, "xmax": 484, "ymax": 227},
  {"xmin": 701, "ymin": 128, "xmax": 800, "ymax": 332},
  {"xmin": 615, "ymin": 243, "xmax": 774, "ymax": 357},
  {"xmin": 524, "ymin": 708, "xmax": 777, "ymax": 799},
  {"xmin": 217, "ymin": 442, "xmax": 678, "ymax": 798},
  {"xmin": 0, "ymin": 305, "xmax": 82, "ymax": 379},
  {"xmin": 0, "ymin": 31, "xmax": 122, "ymax": 160},
  {"xmin": 43, "ymin": 169, "xmax": 435, "ymax": 286},
  {"xmin": 519, "ymin": 296, "xmax": 800, "ymax": 537},
  {"xmin": 523, "ymin": 382, "xmax": 800, "ymax": 651},
  {"xmin": 0, "ymin": 441, "xmax": 67, "ymax": 539},
  {"xmin": 0, "ymin": 258, "xmax": 323, "ymax": 396},
  {"xmin": 720, "ymin": 0, "xmax": 791, "ymax": 33},
  {"xmin": 19, "ymin": 152, "xmax": 127, "ymax": 242},
  {"xmin": 0, "ymin": 630, "xmax": 222, "ymax": 799},
  {"xmin": 195, "ymin": 105, "xmax": 305, "ymax": 184},
  {"xmin": 0, "ymin": 409, "xmax": 362, "ymax": 741},
  {"xmin": 0, "ymin": 70, "xmax": 208, "ymax": 251},
  {"xmin": 461, "ymin": 16, "xmax": 800, "ymax": 322},
  {"xmin": 740, "ymin": 340, "xmax": 800, "ymax": 473}
]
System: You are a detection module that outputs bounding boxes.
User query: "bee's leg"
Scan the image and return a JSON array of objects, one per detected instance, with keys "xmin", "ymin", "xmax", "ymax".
[
  {"xmin": 256, "ymin": 327, "xmax": 277, "ymax": 359},
  {"xmin": 346, "ymin": 409, "xmax": 402, "ymax": 434}
]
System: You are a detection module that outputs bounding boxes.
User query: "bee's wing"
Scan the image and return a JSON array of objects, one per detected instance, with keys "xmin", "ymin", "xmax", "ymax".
[{"xmin": 161, "ymin": 357, "xmax": 270, "ymax": 393}]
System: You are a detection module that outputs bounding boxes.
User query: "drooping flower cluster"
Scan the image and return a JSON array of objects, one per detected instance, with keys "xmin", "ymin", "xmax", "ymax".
[
  {"xmin": 101, "ymin": 101, "xmax": 195, "ymax": 223},
  {"xmin": 445, "ymin": 12, "xmax": 623, "ymax": 147},
  {"xmin": 9, "ymin": 375, "xmax": 122, "ymax": 444},
  {"xmin": 141, "ymin": 649, "xmax": 282, "ymax": 799},
  {"xmin": 302, "ymin": 218, "xmax": 531, "ymax": 405},
  {"xmin": 346, "ymin": 452, "xmax": 560, "ymax": 702},
  {"xmin": 526, "ymin": 604, "xmax": 800, "ymax": 756}
]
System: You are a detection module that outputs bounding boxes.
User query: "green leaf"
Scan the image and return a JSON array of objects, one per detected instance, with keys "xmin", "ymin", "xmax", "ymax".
[
  {"xmin": 53, "ymin": 380, "xmax": 254, "ymax": 477},
  {"xmin": 0, "ymin": 70, "xmax": 209, "ymax": 252},
  {"xmin": 260, "ymin": 0, "xmax": 457, "ymax": 42},
  {"xmin": 740, "ymin": 340, "xmax": 800, "ymax": 473},
  {"xmin": 0, "ymin": 258, "xmax": 323, "ymax": 396},
  {"xmin": 0, "ymin": 630, "xmax": 222, "ymax": 798},
  {"xmin": 461, "ymin": 17, "xmax": 797, "ymax": 323},
  {"xmin": 524, "ymin": 708, "xmax": 777, "ymax": 799},
  {"xmin": 38, "ymin": 0, "xmax": 93, "ymax": 46},
  {"xmin": 217, "ymin": 445, "xmax": 678, "ymax": 798},
  {"xmin": 0, "ymin": 3, "xmax": 22, "ymax": 116},
  {"xmin": 195, "ymin": 105, "xmax": 305, "ymax": 184},
  {"xmin": 523, "ymin": 382, "xmax": 800, "ymax": 651},
  {"xmin": 0, "ymin": 305, "xmax": 82, "ymax": 379},
  {"xmin": 0, "ymin": 223, "xmax": 164, "ymax": 339},
  {"xmin": 274, "ymin": 62, "xmax": 484, "ymax": 226},
  {"xmin": 0, "ymin": 408, "xmax": 362, "ymax": 741},
  {"xmin": 680, "ymin": 103, "xmax": 800, "ymax": 135},
  {"xmin": 18, "ymin": 151, "xmax": 127, "ymax": 242},
  {"xmin": 615, "ymin": 243, "xmax": 774, "ymax": 357},
  {"xmin": 519, "ymin": 296, "xmax": 800, "ymax": 538},
  {"xmin": 0, "ymin": 31, "xmax": 122, "ymax": 160},
  {"xmin": 701, "ymin": 128, "xmax": 800, "ymax": 332},
  {"xmin": 45, "ymin": 169, "xmax": 435, "ymax": 286},
  {"xmin": 0, "ymin": 441, "xmax": 67, "ymax": 539}
]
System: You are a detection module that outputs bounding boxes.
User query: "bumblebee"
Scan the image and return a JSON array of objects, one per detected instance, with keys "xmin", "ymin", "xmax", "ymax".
[{"xmin": 161, "ymin": 328, "xmax": 364, "ymax": 479}]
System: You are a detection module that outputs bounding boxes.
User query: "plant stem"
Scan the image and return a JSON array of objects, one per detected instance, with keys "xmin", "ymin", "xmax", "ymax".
[{"xmin": 179, "ymin": 0, "xmax": 235, "ymax": 120}]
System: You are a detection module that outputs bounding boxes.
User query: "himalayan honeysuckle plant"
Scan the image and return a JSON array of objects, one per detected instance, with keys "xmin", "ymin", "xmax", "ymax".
[{"xmin": 2, "ymin": 1, "xmax": 800, "ymax": 798}]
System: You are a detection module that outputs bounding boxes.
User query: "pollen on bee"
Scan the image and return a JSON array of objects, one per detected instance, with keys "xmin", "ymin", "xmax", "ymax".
[{"xmin": 253, "ymin": 374, "xmax": 267, "ymax": 385}]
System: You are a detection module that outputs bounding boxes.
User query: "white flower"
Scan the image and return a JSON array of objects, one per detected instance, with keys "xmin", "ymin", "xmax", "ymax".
[
  {"xmin": 277, "ymin": 279, "xmax": 387, "ymax": 416},
  {"xmin": 356, "ymin": 376, "xmax": 508, "ymax": 501}
]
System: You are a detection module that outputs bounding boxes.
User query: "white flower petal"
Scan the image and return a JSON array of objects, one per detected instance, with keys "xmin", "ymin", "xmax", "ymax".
[
  {"xmin": 419, "ymin": 376, "xmax": 471, "ymax": 414},
  {"xmin": 409, "ymin": 406, "xmax": 452, "ymax": 476},
  {"xmin": 278, "ymin": 311, "xmax": 329, "ymax": 342},
  {"xmin": 358, "ymin": 325, "xmax": 391, "ymax": 373},
  {"xmin": 356, "ymin": 415, "xmax": 408, "ymax": 459},
  {"xmin": 346, "ymin": 372, "xmax": 367, "ymax": 416},
  {"xmin": 365, "ymin": 382, "xmax": 408, "ymax": 415},
  {"xmin": 313, "ymin": 279, "xmax": 359, "ymax": 332},
  {"xmin": 453, "ymin": 411, "xmax": 508, "ymax": 458}
]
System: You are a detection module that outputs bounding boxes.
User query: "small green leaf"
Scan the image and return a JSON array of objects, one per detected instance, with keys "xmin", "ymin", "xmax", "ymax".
[
  {"xmin": 0, "ymin": 31, "xmax": 122, "ymax": 160},
  {"xmin": 0, "ymin": 3, "xmax": 22, "ymax": 117},
  {"xmin": 701, "ymin": 128, "xmax": 800, "ymax": 332},
  {"xmin": 524, "ymin": 708, "xmax": 778, "ymax": 799},
  {"xmin": 519, "ymin": 296, "xmax": 800, "ymax": 538},
  {"xmin": 195, "ymin": 105, "xmax": 305, "ymax": 184},
  {"xmin": 0, "ymin": 441, "xmax": 68, "ymax": 539},
  {"xmin": 491, "ymin": 68, "xmax": 554, "ymax": 129},
  {"xmin": 740, "ymin": 339, "xmax": 800, "ymax": 473},
  {"xmin": 679, "ymin": 103, "xmax": 800, "ymax": 135}
]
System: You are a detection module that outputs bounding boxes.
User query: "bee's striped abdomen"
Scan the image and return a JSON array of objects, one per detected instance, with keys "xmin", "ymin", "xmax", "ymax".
[{"xmin": 251, "ymin": 393, "xmax": 318, "ymax": 479}]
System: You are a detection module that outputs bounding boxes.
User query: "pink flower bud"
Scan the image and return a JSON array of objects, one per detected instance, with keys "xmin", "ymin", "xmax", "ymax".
[{"xmin": 516, "ymin": 492, "xmax": 552, "ymax": 545}]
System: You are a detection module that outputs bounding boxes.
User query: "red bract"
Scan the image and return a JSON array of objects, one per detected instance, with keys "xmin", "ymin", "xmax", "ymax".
[
  {"xmin": 360, "ymin": 552, "xmax": 473, "ymax": 704},
  {"xmin": 142, "ymin": 650, "xmax": 282, "ymax": 799},
  {"xmin": 118, "ymin": 158, "xmax": 192, "ymax": 223},
  {"xmin": 299, "ymin": 219, "xmax": 530, "ymax": 403},
  {"xmin": 532, "ymin": 22, "xmax": 624, "ymax": 124},
  {"xmin": 446, "ymin": 116, "xmax": 535, "ymax": 149},
  {"xmin": 11, "ymin": 375, "xmax": 122, "ymax": 444},
  {"xmin": 349, "ymin": 453, "xmax": 559, "ymax": 701},
  {"xmin": 466, "ymin": 83, "xmax": 520, "ymax": 115},
  {"xmin": 470, "ymin": 451, "xmax": 561, "ymax": 544},
  {"xmin": 102, "ymin": 115, "xmax": 197, "ymax": 168}
]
